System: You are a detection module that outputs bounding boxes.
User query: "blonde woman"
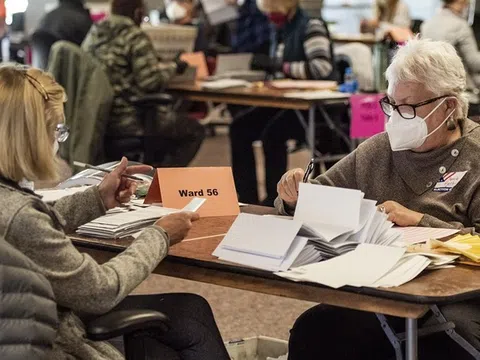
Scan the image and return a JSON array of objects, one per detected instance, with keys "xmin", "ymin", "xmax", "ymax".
[
  {"xmin": 0, "ymin": 65, "xmax": 229, "ymax": 359},
  {"xmin": 361, "ymin": 0, "xmax": 411, "ymax": 33}
]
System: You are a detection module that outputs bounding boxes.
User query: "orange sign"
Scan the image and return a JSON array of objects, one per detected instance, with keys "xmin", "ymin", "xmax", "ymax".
[
  {"xmin": 144, "ymin": 167, "xmax": 240, "ymax": 217},
  {"xmin": 180, "ymin": 52, "xmax": 209, "ymax": 80}
]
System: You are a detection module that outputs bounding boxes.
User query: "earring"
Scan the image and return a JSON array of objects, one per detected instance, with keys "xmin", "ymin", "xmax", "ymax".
[{"xmin": 447, "ymin": 119, "xmax": 457, "ymax": 131}]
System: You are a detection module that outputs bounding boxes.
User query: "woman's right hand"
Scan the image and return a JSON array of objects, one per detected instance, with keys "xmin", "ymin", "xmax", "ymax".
[
  {"xmin": 155, "ymin": 212, "xmax": 200, "ymax": 246},
  {"xmin": 277, "ymin": 169, "xmax": 305, "ymax": 209}
]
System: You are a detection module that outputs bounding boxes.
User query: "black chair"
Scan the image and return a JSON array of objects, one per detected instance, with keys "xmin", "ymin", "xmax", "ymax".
[
  {"xmin": 30, "ymin": 30, "xmax": 59, "ymax": 70},
  {"xmin": 87, "ymin": 309, "xmax": 171, "ymax": 360},
  {"xmin": 105, "ymin": 93, "xmax": 175, "ymax": 166}
]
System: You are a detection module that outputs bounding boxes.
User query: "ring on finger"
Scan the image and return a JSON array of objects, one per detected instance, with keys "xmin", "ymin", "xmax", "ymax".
[{"xmin": 379, "ymin": 205, "xmax": 386, "ymax": 213}]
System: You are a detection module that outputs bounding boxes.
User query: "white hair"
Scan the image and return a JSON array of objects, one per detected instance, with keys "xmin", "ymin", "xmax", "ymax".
[{"xmin": 385, "ymin": 38, "xmax": 469, "ymax": 120}]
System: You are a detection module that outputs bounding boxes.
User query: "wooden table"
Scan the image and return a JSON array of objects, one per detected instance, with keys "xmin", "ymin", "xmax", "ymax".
[
  {"xmin": 72, "ymin": 206, "xmax": 480, "ymax": 360},
  {"xmin": 332, "ymin": 33, "xmax": 378, "ymax": 46},
  {"xmin": 168, "ymin": 83, "xmax": 354, "ymax": 164}
]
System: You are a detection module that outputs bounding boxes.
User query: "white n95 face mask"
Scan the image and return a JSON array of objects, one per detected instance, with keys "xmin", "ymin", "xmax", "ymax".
[
  {"xmin": 386, "ymin": 98, "xmax": 456, "ymax": 151},
  {"xmin": 166, "ymin": 2, "xmax": 187, "ymax": 21}
]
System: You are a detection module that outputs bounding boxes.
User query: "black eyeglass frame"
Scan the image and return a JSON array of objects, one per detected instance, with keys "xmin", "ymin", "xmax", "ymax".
[{"xmin": 379, "ymin": 95, "xmax": 449, "ymax": 119}]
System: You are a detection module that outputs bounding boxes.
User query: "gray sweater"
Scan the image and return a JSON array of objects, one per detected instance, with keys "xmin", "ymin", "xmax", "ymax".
[
  {"xmin": 422, "ymin": 8, "xmax": 480, "ymax": 90},
  {"xmin": 276, "ymin": 119, "xmax": 480, "ymax": 234},
  {"xmin": 0, "ymin": 180, "xmax": 170, "ymax": 359}
]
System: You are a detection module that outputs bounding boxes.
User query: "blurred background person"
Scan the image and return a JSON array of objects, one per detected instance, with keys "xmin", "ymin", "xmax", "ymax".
[
  {"xmin": 421, "ymin": 0, "xmax": 480, "ymax": 116},
  {"xmin": 226, "ymin": 0, "xmax": 272, "ymax": 55},
  {"xmin": 83, "ymin": 0, "xmax": 204, "ymax": 167},
  {"xmin": 35, "ymin": 0, "xmax": 92, "ymax": 46},
  {"xmin": 361, "ymin": 0, "xmax": 411, "ymax": 34},
  {"xmin": 230, "ymin": 0, "xmax": 338, "ymax": 206}
]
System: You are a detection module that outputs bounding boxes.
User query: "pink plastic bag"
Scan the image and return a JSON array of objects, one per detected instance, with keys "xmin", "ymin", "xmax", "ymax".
[{"xmin": 350, "ymin": 94, "xmax": 386, "ymax": 139}]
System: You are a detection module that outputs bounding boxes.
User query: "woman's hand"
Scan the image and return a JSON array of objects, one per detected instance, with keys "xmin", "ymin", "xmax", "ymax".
[
  {"xmin": 378, "ymin": 201, "xmax": 424, "ymax": 227},
  {"xmin": 98, "ymin": 157, "xmax": 153, "ymax": 210},
  {"xmin": 155, "ymin": 211, "xmax": 200, "ymax": 246},
  {"xmin": 277, "ymin": 169, "xmax": 305, "ymax": 209}
]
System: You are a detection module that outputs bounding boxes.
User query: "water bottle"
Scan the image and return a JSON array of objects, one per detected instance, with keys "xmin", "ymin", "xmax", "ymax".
[{"xmin": 341, "ymin": 67, "xmax": 359, "ymax": 93}]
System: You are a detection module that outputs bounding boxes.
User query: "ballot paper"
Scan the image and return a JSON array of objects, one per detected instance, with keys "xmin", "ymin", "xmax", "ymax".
[
  {"xmin": 397, "ymin": 227, "xmax": 459, "ymax": 245},
  {"xmin": 37, "ymin": 186, "xmax": 92, "ymax": 203},
  {"xmin": 214, "ymin": 184, "xmax": 403, "ymax": 271},
  {"xmin": 276, "ymin": 244, "xmax": 406, "ymax": 289},
  {"xmin": 283, "ymin": 91, "xmax": 350, "ymax": 100},
  {"xmin": 76, "ymin": 198, "xmax": 205, "ymax": 239},
  {"xmin": 201, "ymin": 79, "xmax": 251, "ymax": 90}
]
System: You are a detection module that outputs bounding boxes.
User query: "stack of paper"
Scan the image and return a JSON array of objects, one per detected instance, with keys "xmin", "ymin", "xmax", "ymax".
[
  {"xmin": 214, "ymin": 184, "xmax": 402, "ymax": 271},
  {"xmin": 201, "ymin": 79, "xmax": 251, "ymax": 90},
  {"xmin": 276, "ymin": 244, "xmax": 431, "ymax": 289},
  {"xmin": 397, "ymin": 227, "xmax": 459, "ymax": 246},
  {"xmin": 37, "ymin": 186, "xmax": 92, "ymax": 203},
  {"xmin": 77, "ymin": 206, "xmax": 180, "ymax": 239},
  {"xmin": 294, "ymin": 184, "xmax": 402, "ymax": 258}
]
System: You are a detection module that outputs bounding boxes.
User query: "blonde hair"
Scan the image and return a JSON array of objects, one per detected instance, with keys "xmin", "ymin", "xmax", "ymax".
[
  {"xmin": 256, "ymin": 0, "xmax": 299, "ymax": 14},
  {"xmin": 385, "ymin": 38, "xmax": 469, "ymax": 120},
  {"xmin": 0, "ymin": 65, "xmax": 66, "ymax": 182}
]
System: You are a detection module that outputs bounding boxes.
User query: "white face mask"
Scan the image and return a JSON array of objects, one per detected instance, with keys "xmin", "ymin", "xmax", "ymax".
[
  {"xmin": 386, "ymin": 98, "xmax": 456, "ymax": 151},
  {"xmin": 166, "ymin": 2, "xmax": 187, "ymax": 21}
]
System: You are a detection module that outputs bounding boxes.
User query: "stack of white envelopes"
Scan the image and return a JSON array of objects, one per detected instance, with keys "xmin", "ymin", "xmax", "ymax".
[
  {"xmin": 214, "ymin": 183, "xmax": 402, "ymax": 272},
  {"xmin": 77, "ymin": 206, "xmax": 180, "ymax": 239}
]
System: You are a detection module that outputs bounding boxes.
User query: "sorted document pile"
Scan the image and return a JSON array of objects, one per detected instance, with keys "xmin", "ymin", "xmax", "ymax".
[
  {"xmin": 76, "ymin": 206, "xmax": 179, "ymax": 239},
  {"xmin": 214, "ymin": 184, "xmax": 403, "ymax": 272}
]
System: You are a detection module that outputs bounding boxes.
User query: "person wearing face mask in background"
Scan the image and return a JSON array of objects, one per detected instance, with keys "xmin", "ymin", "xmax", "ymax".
[
  {"xmin": 229, "ymin": 0, "xmax": 339, "ymax": 206},
  {"xmin": 83, "ymin": 0, "xmax": 205, "ymax": 168},
  {"xmin": 421, "ymin": 0, "xmax": 480, "ymax": 116},
  {"xmin": 276, "ymin": 38, "xmax": 480, "ymax": 360},
  {"xmin": 161, "ymin": 0, "xmax": 213, "ymax": 52}
]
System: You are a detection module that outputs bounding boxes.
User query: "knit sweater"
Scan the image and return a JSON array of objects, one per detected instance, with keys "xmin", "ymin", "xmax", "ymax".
[
  {"xmin": 0, "ymin": 180, "xmax": 170, "ymax": 359},
  {"xmin": 276, "ymin": 119, "xmax": 480, "ymax": 234}
]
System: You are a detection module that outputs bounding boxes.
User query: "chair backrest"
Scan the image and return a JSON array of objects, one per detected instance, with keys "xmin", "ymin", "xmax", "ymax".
[
  {"xmin": 47, "ymin": 41, "xmax": 114, "ymax": 168},
  {"xmin": 30, "ymin": 30, "xmax": 60, "ymax": 70},
  {"xmin": 0, "ymin": 237, "xmax": 58, "ymax": 359}
]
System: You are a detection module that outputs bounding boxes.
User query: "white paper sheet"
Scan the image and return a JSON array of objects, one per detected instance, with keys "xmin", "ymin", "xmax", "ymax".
[
  {"xmin": 283, "ymin": 91, "xmax": 350, "ymax": 100},
  {"xmin": 277, "ymin": 244, "xmax": 406, "ymax": 289},
  {"xmin": 213, "ymin": 213, "xmax": 303, "ymax": 259},
  {"xmin": 397, "ymin": 227, "xmax": 460, "ymax": 245},
  {"xmin": 201, "ymin": 79, "xmax": 251, "ymax": 90},
  {"xmin": 294, "ymin": 183, "xmax": 364, "ymax": 241},
  {"xmin": 37, "ymin": 186, "xmax": 91, "ymax": 202},
  {"xmin": 215, "ymin": 236, "xmax": 309, "ymax": 272}
]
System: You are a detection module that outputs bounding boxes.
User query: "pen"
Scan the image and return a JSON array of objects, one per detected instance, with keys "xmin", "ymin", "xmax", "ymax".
[
  {"xmin": 73, "ymin": 161, "xmax": 144, "ymax": 181},
  {"xmin": 303, "ymin": 158, "xmax": 315, "ymax": 183}
]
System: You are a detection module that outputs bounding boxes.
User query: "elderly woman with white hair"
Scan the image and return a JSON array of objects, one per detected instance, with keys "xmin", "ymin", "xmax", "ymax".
[{"xmin": 276, "ymin": 38, "xmax": 480, "ymax": 359}]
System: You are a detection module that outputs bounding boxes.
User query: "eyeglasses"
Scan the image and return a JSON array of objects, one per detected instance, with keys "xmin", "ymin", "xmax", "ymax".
[
  {"xmin": 56, "ymin": 124, "xmax": 70, "ymax": 143},
  {"xmin": 24, "ymin": 73, "xmax": 50, "ymax": 101},
  {"xmin": 379, "ymin": 95, "xmax": 449, "ymax": 120}
]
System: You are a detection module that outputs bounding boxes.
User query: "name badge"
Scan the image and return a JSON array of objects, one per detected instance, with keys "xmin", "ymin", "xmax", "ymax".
[
  {"xmin": 144, "ymin": 167, "xmax": 240, "ymax": 217},
  {"xmin": 433, "ymin": 171, "xmax": 468, "ymax": 192}
]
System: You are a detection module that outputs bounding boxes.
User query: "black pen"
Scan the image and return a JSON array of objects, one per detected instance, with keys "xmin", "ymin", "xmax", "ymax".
[{"xmin": 303, "ymin": 158, "xmax": 315, "ymax": 183}]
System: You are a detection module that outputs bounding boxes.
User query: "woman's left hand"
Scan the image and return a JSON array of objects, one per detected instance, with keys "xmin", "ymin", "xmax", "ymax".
[
  {"xmin": 98, "ymin": 157, "xmax": 153, "ymax": 210},
  {"xmin": 378, "ymin": 201, "xmax": 424, "ymax": 227}
]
